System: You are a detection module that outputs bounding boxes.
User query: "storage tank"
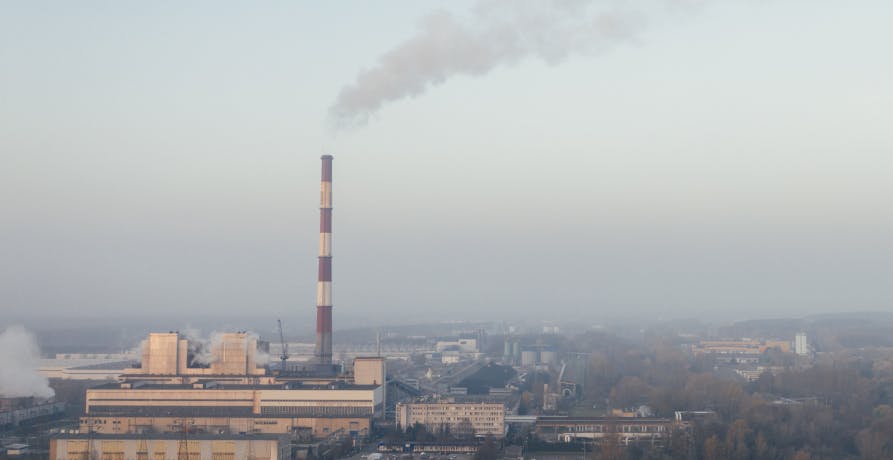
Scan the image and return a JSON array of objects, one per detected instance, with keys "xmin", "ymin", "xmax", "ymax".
[{"xmin": 521, "ymin": 350, "xmax": 538, "ymax": 367}]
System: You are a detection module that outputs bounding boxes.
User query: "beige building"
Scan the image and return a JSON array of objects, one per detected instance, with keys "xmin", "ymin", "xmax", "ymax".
[
  {"xmin": 50, "ymin": 433, "xmax": 289, "ymax": 460},
  {"xmin": 396, "ymin": 402, "xmax": 504, "ymax": 438},
  {"xmin": 78, "ymin": 332, "xmax": 387, "ymax": 440},
  {"xmin": 128, "ymin": 332, "xmax": 267, "ymax": 384},
  {"xmin": 82, "ymin": 381, "xmax": 383, "ymax": 439}
]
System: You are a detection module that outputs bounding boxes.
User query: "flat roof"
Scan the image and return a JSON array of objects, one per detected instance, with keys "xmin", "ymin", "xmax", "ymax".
[
  {"xmin": 53, "ymin": 432, "xmax": 287, "ymax": 441},
  {"xmin": 535, "ymin": 416, "xmax": 674, "ymax": 424},
  {"xmin": 70, "ymin": 361, "xmax": 135, "ymax": 370},
  {"xmin": 92, "ymin": 382, "xmax": 379, "ymax": 391}
]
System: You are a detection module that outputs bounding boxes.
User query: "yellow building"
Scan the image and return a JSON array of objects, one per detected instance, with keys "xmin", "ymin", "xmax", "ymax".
[
  {"xmin": 396, "ymin": 402, "xmax": 505, "ymax": 438},
  {"xmin": 50, "ymin": 433, "xmax": 289, "ymax": 460},
  {"xmin": 693, "ymin": 339, "xmax": 792, "ymax": 355}
]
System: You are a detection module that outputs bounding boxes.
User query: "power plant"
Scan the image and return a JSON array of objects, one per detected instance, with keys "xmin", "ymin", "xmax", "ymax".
[{"xmin": 48, "ymin": 154, "xmax": 390, "ymax": 459}]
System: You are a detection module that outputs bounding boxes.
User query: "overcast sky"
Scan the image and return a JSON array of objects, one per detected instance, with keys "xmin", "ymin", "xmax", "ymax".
[{"xmin": 2, "ymin": 1, "xmax": 891, "ymax": 328}]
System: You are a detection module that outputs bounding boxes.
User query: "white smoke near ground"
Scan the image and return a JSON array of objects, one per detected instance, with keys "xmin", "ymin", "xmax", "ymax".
[
  {"xmin": 248, "ymin": 332, "xmax": 272, "ymax": 366},
  {"xmin": 0, "ymin": 325, "xmax": 55, "ymax": 398},
  {"xmin": 183, "ymin": 329, "xmax": 226, "ymax": 366},
  {"xmin": 180, "ymin": 328, "xmax": 268, "ymax": 367},
  {"xmin": 328, "ymin": 0, "xmax": 649, "ymax": 129}
]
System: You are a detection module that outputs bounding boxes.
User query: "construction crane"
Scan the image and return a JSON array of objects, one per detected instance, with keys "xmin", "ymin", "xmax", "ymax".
[{"xmin": 277, "ymin": 319, "xmax": 289, "ymax": 371}]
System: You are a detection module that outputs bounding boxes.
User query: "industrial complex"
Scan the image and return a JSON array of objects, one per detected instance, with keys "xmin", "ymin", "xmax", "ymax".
[
  {"xmin": 1, "ymin": 155, "xmax": 814, "ymax": 460},
  {"xmin": 46, "ymin": 156, "xmax": 392, "ymax": 459}
]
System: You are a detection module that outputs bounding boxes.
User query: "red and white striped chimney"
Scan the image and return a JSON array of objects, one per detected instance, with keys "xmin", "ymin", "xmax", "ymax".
[{"xmin": 315, "ymin": 155, "xmax": 334, "ymax": 364}]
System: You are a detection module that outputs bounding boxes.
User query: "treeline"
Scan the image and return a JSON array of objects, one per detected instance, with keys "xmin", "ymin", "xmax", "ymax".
[{"xmin": 572, "ymin": 332, "xmax": 893, "ymax": 460}]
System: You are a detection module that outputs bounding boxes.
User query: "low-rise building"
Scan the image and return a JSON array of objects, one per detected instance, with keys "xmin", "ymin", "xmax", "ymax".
[
  {"xmin": 50, "ymin": 433, "xmax": 290, "ymax": 460},
  {"xmin": 396, "ymin": 402, "xmax": 504, "ymax": 438},
  {"xmin": 535, "ymin": 416, "xmax": 677, "ymax": 446},
  {"xmin": 81, "ymin": 381, "xmax": 382, "ymax": 439}
]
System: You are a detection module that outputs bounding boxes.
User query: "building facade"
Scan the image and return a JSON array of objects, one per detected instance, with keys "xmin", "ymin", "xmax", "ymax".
[
  {"xmin": 50, "ymin": 433, "xmax": 289, "ymax": 460},
  {"xmin": 396, "ymin": 402, "xmax": 504, "ymax": 438},
  {"xmin": 534, "ymin": 416, "xmax": 678, "ymax": 446},
  {"xmin": 77, "ymin": 332, "xmax": 387, "ymax": 440},
  {"xmin": 81, "ymin": 381, "xmax": 382, "ymax": 439}
]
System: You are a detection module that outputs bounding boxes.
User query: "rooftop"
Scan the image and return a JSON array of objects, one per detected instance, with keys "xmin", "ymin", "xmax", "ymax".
[
  {"xmin": 92, "ymin": 381, "xmax": 379, "ymax": 391},
  {"xmin": 53, "ymin": 432, "xmax": 288, "ymax": 441}
]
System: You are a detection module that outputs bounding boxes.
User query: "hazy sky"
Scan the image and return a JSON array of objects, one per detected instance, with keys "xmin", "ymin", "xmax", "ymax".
[{"xmin": 2, "ymin": 1, "xmax": 891, "ymax": 327}]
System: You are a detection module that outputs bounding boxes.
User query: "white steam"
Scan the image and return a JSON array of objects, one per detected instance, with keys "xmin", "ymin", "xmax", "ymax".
[
  {"xmin": 180, "ymin": 328, "xmax": 269, "ymax": 367},
  {"xmin": 248, "ymin": 332, "xmax": 272, "ymax": 366},
  {"xmin": 0, "ymin": 325, "xmax": 55, "ymax": 398},
  {"xmin": 329, "ymin": 0, "xmax": 645, "ymax": 129}
]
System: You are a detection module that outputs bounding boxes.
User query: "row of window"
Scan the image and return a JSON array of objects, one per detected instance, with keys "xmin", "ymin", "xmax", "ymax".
[{"xmin": 562, "ymin": 424, "xmax": 668, "ymax": 433}]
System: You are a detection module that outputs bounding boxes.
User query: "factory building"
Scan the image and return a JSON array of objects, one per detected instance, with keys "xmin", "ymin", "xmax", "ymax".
[
  {"xmin": 396, "ymin": 402, "xmax": 505, "ymax": 438},
  {"xmin": 81, "ymin": 381, "xmax": 382, "ymax": 438},
  {"xmin": 51, "ymin": 433, "xmax": 290, "ymax": 460},
  {"xmin": 79, "ymin": 331, "xmax": 386, "ymax": 440},
  {"xmin": 123, "ymin": 332, "xmax": 268, "ymax": 384}
]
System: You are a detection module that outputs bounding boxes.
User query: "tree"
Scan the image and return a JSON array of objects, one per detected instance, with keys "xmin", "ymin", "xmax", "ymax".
[
  {"xmin": 596, "ymin": 433, "xmax": 627, "ymax": 460},
  {"xmin": 455, "ymin": 419, "xmax": 476, "ymax": 440},
  {"xmin": 725, "ymin": 419, "xmax": 752, "ymax": 460},
  {"xmin": 474, "ymin": 436, "xmax": 499, "ymax": 460},
  {"xmin": 610, "ymin": 376, "xmax": 653, "ymax": 410},
  {"xmin": 703, "ymin": 435, "xmax": 725, "ymax": 460}
]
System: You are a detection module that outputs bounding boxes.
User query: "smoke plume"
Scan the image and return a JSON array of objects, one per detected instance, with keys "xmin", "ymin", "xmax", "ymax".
[
  {"xmin": 329, "ymin": 0, "xmax": 644, "ymax": 129},
  {"xmin": 0, "ymin": 325, "xmax": 55, "ymax": 399},
  {"xmin": 180, "ymin": 328, "xmax": 268, "ymax": 367}
]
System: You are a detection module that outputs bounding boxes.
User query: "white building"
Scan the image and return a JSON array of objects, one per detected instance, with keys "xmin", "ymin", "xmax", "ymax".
[
  {"xmin": 435, "ymin": 339, "xmax": 478, "ymax": 353},
  {"xmin": 794, "ymin": 332, "xmax": 808, "ymax": 356}
]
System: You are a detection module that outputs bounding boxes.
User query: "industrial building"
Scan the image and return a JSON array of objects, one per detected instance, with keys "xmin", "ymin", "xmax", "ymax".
[
  {"xmin": 79, "ymin": 331, "xmax": 386, "ymax": 439},
  {"xmin": 123, "ymin": 332, "xmax": 268, "ymax": 384},
  {"xmin": 0, "ymin": 397, "xmax": 66, "ymax": 428},
  {"xmin": 534, "ymin": 416, "xmax": 677, "ymax": 446},
  {"xmin": 395, "ymin": 402, "xmax": 505, "ymax": 438},
  {"xmin": 51, "ymin": 433, "xmax": 290, "ymax": 460}
]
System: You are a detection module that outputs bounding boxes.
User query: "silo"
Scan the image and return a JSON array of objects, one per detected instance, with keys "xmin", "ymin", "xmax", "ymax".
[{"xmin": 521, "ymin": 350, "xmax": 538, "ymax": 367}]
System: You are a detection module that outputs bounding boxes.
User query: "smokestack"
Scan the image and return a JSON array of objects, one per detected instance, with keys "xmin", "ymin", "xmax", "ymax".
[{"xmin": 315, "ymin": 155, "xmax": 334, "ymax": 364}]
